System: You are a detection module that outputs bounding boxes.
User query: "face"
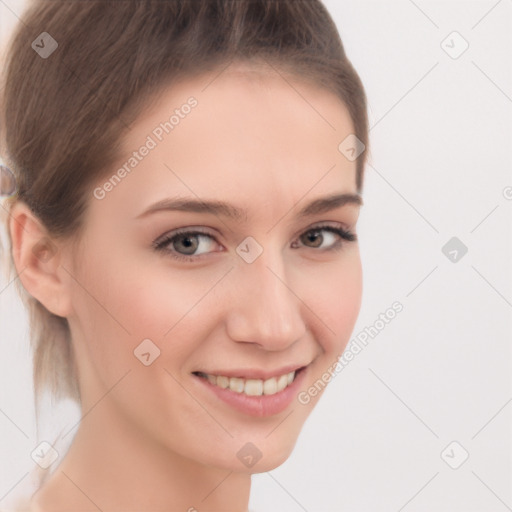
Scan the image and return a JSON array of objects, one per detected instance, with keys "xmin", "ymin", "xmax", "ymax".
[{"xmin": 63, "ymin": 62, "xmax": 363, "ymax": 473}]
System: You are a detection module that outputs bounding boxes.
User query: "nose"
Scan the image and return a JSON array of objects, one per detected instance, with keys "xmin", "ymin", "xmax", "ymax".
[{"xmin": 225, "ymin": 248, "xmax": 307, "ymax": 351}]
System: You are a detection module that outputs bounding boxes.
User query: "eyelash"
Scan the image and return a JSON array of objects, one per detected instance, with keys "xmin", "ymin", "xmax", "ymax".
[{"xmin": 152, "ymin": 224, "xmax": 357, "ymax": 263}]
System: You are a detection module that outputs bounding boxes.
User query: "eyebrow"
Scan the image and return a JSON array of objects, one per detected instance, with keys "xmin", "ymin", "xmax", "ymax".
[{"xmin": 136, "ymin": 192, "xmax": 362, "ymax": 221}]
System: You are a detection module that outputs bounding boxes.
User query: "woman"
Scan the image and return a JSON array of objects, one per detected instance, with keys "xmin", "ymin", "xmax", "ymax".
[{"xmin": 0, "ymin": 0, "xmax": 369, "ymax": 510}]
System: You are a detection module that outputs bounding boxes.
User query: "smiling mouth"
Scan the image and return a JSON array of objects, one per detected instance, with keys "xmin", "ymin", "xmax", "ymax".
[{"xmin": 192, "ymin": 367, "xmax": 305, "ymax": 397}]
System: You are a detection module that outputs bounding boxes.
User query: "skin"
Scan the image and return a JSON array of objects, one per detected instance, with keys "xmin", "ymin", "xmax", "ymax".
[{"xmin": 10, "ymin": 61, "xmax": 363, "ymax": 512}]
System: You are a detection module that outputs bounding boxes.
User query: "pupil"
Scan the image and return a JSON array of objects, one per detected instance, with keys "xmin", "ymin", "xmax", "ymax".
[
  {"xmin": 175, "ymin": 235, "xmax": 198, "ymax": 254},
  {"xmin": 304, "ymin": 231, "xmax": 322, "ymax": 248}
]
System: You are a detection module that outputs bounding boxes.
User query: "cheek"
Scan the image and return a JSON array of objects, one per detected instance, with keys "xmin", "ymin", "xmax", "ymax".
[
  {"xmin": 68, "ymin": 250, "xmax": 227, "ymax": 367},
  {"xmin": 302, "ymin": 250, "xmax": 363, "ymax": 355}
]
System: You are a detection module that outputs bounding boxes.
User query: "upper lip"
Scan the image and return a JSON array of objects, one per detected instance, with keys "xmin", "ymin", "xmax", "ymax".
[{"xmin": 193, "ymin": 363, "xmax": 309, "ymax": 381}]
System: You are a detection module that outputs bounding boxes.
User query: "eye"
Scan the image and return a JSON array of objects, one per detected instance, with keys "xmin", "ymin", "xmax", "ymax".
[
  {"xmin": 152, "ymin": 228, "xmax": 221, "ymax": 262},
  {"xmin": 291, "ymin": 224, "xmax": 357, "ymax": 251},
  {"xmin": 152, "ymin": 224, "xmax": 357, "ymax": 262}
]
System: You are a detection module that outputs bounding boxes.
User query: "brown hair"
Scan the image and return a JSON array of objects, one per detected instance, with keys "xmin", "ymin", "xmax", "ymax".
[{"xmin": 0, "ymin": 0, "xmax": 369, "ymax": 409}]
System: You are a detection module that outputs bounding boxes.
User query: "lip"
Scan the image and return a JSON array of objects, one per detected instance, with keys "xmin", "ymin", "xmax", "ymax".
[
  {"xmin": 192, "ymin": 365, "xmax": 309, "ymax": 417},
  {"xmin": 192, "ymin": 363, "xmax": 307, "ymax": 381}
]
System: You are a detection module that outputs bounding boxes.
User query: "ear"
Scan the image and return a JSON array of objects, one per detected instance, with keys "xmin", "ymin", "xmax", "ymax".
[{"xmin": 9, "ymin": 201, "xmax": 73, "ymax": 318}]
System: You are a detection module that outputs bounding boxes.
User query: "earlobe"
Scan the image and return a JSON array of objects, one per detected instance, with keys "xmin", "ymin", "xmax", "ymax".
[{"xmin": 8, "ymin": 201, "xmax": 72, "ymax": 318}]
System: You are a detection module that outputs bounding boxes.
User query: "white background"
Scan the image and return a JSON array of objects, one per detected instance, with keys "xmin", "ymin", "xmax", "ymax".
[{"xmin": 1, "ymin": 1, "xmax": 511, "ymax": 511}]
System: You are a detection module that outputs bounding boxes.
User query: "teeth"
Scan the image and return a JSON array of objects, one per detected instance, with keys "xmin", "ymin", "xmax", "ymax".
[
  {"xmin": 229, "ymin": 377, "xmax": 244, "ymax": 393},
  {"xmin": 244, "ymin": 379, "xmax": 263, "ymax": 396},
  {"xmin": 263, "ymin": 377, "xmax": 277, "ymax": 395},
  {"xmin": 200, "ymin": 370, "xmax": 297, "ymax": 396},
  {"xmin": 276, "ymin": 374, "xmax": 288, "ymax": 392},
  {"xmin": 217, "ymin": 375, "xmax": 229, "ymax": 389}
]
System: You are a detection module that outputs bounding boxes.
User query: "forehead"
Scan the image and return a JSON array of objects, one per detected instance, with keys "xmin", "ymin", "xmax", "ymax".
[{"xmin": 93, "ymin": 63, "xmax": 358, "ymax": 221}]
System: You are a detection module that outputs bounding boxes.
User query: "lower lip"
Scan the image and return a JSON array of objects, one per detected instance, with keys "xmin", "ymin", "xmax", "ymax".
[{"xmin": 193, "ymin": 366, "xmax": 308, "ymax": 418}]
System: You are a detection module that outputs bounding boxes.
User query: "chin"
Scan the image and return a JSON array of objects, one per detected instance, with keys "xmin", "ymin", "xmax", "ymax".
[{"xmin": 183, "ymin": 430, "xmax": 298, "ymax": 475}]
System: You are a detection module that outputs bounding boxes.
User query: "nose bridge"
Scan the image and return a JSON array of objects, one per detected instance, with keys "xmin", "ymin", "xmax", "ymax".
[{"xmin": 226, "ymin": 246, "xmax": 306, "ymax": 349}]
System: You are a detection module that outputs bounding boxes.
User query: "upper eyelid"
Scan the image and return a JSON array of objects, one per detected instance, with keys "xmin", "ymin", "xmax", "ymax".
[{"xmin": 159, "ymin": 222, "xmax": 349, "ymax": 239}]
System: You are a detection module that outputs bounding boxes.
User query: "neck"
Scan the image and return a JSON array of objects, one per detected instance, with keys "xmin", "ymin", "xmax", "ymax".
[{"xmin": 31, "ymin": 400, "xmax": 251, "ymax": 512}]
